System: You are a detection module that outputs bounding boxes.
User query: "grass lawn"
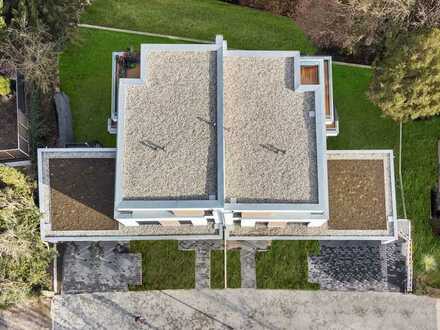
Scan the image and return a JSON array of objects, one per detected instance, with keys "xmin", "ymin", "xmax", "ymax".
[
  {"xmin": 60, "ymin": 27, "xmax": 440, "ymax": 291},
  {"xmin": 211, "ymin": 251, "xmax": 241, "ymax": 288},
  {"xmin": 129, "ymin": 241, "xmax": 195, "ymax": 289},
  {"xmin": 81, "ymin": 0, "xmax": 315, "ymax": 53},
  {"xmin": 257, "ymin": 241, "xmax": 319, "ymax": 289}
]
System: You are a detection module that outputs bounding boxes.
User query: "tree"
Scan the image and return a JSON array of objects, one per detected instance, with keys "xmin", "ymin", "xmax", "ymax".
[
  {"xmin": 0, "ymin": 0, "xmax": 90, "ymax": 92},
  {"xmin": 294, "ymin": 0, "xmax": 440, "ymax": 62},
  {"xmin": 410, "ymin": 0, "xmax": 440, "ymax": 30},
  {"xmin": 6, "ymin": 0, "xmax": 90, "ymax": 49},
  {"xmin": 339, "ymin": 0, "xmax": 412, "ymax": 54},
  {"xmin": 0, "ymin": 165, "xmax": 54, "ymax": 307},
  {"xmin": 369, "ymin": 29, "xmax": 440, "ymax": 122},
  {"xmin": 0, "ymin": 24, "xmax": 57, "ymax": 93}
]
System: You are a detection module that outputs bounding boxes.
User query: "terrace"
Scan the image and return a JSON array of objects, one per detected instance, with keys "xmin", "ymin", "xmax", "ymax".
[
  {"xmin": 300, "ymin": 58, "xmax": 338, "ymax": 136},
  {"xmin": 109, "ymin": 51, "xmax": 141, "ymax": 131}
]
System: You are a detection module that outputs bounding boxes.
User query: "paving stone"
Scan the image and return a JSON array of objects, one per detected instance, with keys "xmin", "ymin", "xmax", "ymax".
[
  {"xmin": 240, "ymin": 247, "xmax": 256, "ymax": 288},
  {"xmin": 308, "ymin": 240, "xmax": 406, "ymax": 292},
  {"xmin": 195, "ymin": 248, "xmax": 211, "ymax": 289},
  {"xmin": 178, "ymin": 240, "xmax": 223, "ymax": 251},
  {"xmin": 62, "ymin": 242, "xmax": 142, "ymax": 294}
]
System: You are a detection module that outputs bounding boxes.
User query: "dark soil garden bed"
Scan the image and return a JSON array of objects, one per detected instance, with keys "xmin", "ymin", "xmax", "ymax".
[
  {"xmin": 0, "ymin": 96, "xmax": 18, "ymax": 150},
  {"xmin": 327, "ymin": 159, "xmax": 387, "ymax": 230},
  {"xmin": 49, "ymin": 158, "xmax": 118, "ymax": 230}
]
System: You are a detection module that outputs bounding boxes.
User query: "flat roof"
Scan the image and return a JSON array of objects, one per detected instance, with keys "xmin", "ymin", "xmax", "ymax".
[
  {"xmin": 49, "ymin": 157, "xmax": 118, "ymax": 230},
  {"xmin": 327, "ymin": 151, "xmax": 395, "ymax": 230},
  {"xmin": 224, "ymin": 55, "xmax": 318, "ymax": 203},
  {"xmin": 121, "ymin": 50, "xmax": 218, "ymax": 201}
]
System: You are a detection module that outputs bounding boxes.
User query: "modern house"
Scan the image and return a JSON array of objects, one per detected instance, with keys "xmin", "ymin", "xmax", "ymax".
[{"xmin": 38, "ymin": 36, "xmax": 409, "ymax": 245}]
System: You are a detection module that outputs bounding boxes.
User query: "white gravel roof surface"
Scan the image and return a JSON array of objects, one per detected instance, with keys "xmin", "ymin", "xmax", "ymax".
[
  {"xmin": 122, "ymin": 51, "xmax": 217, "ymax": 200},
  {"xmin": 224, "ymin": 56, "xmax": 318, "ymax": 203}
]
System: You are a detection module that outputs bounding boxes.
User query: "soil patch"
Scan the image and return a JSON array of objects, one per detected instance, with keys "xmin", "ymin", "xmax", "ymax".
[
  {"xmin": 49, "ymin": 158, "xmax": 118, "ymax": 230},
  {"xmin": 0, "ymin": 96, "xmax": 18, "ymax": 150},
  {"xmin": 328, "ymin": 159, "xmax": 387, "ymax": 230}
]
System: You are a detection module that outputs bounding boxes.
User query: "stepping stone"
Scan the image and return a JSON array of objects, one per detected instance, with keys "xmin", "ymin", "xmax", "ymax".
[
  {"xmin": 240, "ymin": 247, "xmax": 256, "ymax": 288},
  {"xmin": 195, "ymin": 248, "xmax": 211, "ymax": 289}
]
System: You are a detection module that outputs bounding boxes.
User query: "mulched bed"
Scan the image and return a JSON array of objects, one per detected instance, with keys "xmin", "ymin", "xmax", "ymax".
[
  {"xmin": 0, "ymin": 96, "xmax": 18, "ymax": 150},
  {"xmin": 328, "ymin": 159, "xmax": 387, "ymax": 230},
  {"xmin": 49, "ymin": 158, "xmax": 118, "ymax": 230}
]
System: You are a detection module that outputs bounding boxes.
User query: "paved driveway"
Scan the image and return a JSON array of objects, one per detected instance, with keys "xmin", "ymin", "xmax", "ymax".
[{"xmin": 53, "ymin": 289, "xmax": 440, "ymax": 330}]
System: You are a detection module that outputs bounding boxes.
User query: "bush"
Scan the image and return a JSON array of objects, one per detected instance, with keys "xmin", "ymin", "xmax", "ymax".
[
  {"xmin": 0, "ymin": 75, "xmax": 10, "ymax": 96},
  {"xmin": 28, "ymin": 88, "xmax": 51, "ymax": 159},
  {"xmin": 0, "ymin": 0, "xmax": 5, "ymax": 29},
  {"xmin": 239, "ymin": 0, "xmax": 298, "ymax": 17},
  {"xmin": 369, "ymin": 29, "xmax": 440, "ymax": 122},
  {"xmin": 0, "ymin": 165, "xmax": 55, "ymax": 307}
]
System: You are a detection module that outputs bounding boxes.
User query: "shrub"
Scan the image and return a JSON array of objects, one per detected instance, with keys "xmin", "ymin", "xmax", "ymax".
[
  {"xmin": 0, "ymin": 165, "xmax": 55, "ymax": 307},
  {"xmin": 0, "ymin": 0, "xmax": 5, "ymax": 29},
  {"xmin": 369, "ymin": 29, "xmax": 440, "ymax": 122},
  {"xmin": 0, "ymin": 75, "xmax": 10, "ymax": 96},
  {"xmin": 239, "ymin": 0, "xmax": 298, "ymax": 17},
  {"xmin": 294, "ymin": 0, "xmax": 348, "ymax": 49},
  {"xmin": 410, "ymin": 0, "xmax": 440, "ymax": 30},
  {"xmin": 29, "ymin": 88, "xmax": 49, "ymax": 159},
  {"xmin": 294, "ymin": 0, "xmax": 412, "ymax": 59}
]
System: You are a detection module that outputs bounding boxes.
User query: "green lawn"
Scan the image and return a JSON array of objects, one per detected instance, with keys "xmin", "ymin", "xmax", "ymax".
[
  {"xmin": 211, "ymin": 250, "xmax": 241, "ymax": 288},
  {"xmin": 81, "ymin": 0, "xmax": 315, "ymax": 53},
  {"xmin": 130, "ymin": 241, "xmax": 195, "ymax": 289},
  {"xmin": 59, "ymin": 27, "xmax": 440, "ymax": 291},
  {"xmin": 257, "ymin": 241, "xmax": 319, "ymax": 289}
]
